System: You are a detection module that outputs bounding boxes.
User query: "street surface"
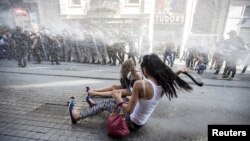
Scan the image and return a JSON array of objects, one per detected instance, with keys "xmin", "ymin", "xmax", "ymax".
[{"xmin": 0, "ymin": 59, "xmax": 250, "ymax": 141}]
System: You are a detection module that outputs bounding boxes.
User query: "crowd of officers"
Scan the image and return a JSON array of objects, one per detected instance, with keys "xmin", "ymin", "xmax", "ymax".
[
  {"xmin": 0, "ymin": 26, "xmax": 139, "ymax": 68},
  {"xmin": 163, "ymin": 41, "xmax": 177, "ymax": 68},
  {"xmin": 162, "ymin": 40, "xmax": 209, "ymax": 75},
  {"xmin": 181, "ymin": 30, "xmax": 249, "ymax": 78},
  {"xmin": 181, "ymin": 46, "xmax": 209, "ymax": 75},
  {"xmin": 1, "ymin": 26, "xmax": 249, "ymax": 78}
]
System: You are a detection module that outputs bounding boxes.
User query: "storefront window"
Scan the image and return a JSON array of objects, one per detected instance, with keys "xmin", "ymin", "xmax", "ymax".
[
  {"xmin": 228, "ymin": 6, "xmax": 244, "ymax": 17},
  {"xmin": 127, "ymin": 0, "xmax": 139, "ymax": 4},
  {"xmin": 241, "ymin": 6, "xmax": 250, "ymax": 28},
  {"xmin": 70, "ymin": 0, "xmax": 81, "ymax": 6},
  {"xmin": 126, "ymin": 0, "xmax": 140, "ymax": 6},
  {"xmin": 225, "ymin": 5, "xmax": 244, "ymax": 38},
  {"xmin": 239, "ymin": 6, "xmax": 250, "ymax": 43},
  {"xmin": 225, "ymin": 4, "xmax": 250, "ymax": 42}
]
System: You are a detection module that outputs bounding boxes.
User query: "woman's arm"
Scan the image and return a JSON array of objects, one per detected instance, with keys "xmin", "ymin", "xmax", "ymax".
[
  {"xmin": 135, "ymin": 71, "xmax": 143, "ymax": 80},
  {"xmin": 175, "ymin": 68, "xmax": 190, "ymax": 75},
  {"xmin": 112, "ymin": 81, "xmax": 142, "ymax": 114}
]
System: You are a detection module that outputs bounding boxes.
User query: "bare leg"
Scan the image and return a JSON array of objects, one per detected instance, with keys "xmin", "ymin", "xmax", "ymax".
[
  {"xmin": 89, "ymin": 88, "xmax": 130, "ymax": 97},
  {"xmin": 93, "ymin": 84, "xmax": 122, "ymax": 92},
  {"xmin": 120, "ymin": 89, "xmax": 131, "ymax": 96},
  {"xmin": 89, "ymin": 91, "xmax": 113, "ymax": 97},
  {"xmin": 88, "ymin": 84, "xmax": 123, "ymax": 96},
  {"xmin": 72, "ymin": 108, "xmax": 81, "ymax": 121}
]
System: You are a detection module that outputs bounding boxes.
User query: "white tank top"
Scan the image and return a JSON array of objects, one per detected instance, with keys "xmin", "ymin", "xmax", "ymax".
[{"xmin": 130, "ymin": 78, "xmax": 162, "ymax": 125}]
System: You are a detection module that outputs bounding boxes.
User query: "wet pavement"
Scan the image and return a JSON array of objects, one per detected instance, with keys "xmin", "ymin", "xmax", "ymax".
[{"xmin": 0, "ymin": 59, "xmax": 250, "ymax": 141}]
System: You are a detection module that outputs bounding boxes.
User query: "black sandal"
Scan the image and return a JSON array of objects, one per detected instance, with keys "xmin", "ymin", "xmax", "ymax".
[
  {"xmin": 85, "ymin": 86, "xmax": 96, "ymax": 107},
  {"xmin": 86, "ymin": 86, "xmax": 90, "ymax": 93},
  {"xmin": 86, "ymin": 96, "xmax": 96, "ymax": 107},
  {"xmin": 67, "ymin": 96, "xmax": 74, "ymax": 106},
  {"xmin": 68, "ymin": 97, "xmax": 77, "ymax": 124}
]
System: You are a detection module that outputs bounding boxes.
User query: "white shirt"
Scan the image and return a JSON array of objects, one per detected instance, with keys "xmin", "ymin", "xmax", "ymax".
[{"xmin": 130, "ymin": 79, "xmax": 162, "ymax": 125}]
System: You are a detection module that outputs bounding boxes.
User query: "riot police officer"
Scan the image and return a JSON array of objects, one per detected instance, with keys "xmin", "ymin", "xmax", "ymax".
[
  {"xmin": 12, "ymin": 26, "xmax": 29, "ymax": 67},
  {"xmin": 47, "ymin": 35, "xmax": 61, "ymax": 65}
]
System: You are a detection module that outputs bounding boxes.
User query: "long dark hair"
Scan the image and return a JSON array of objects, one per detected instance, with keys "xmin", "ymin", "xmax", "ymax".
[{"xmin": 141, "ymin": 54, "xmax": 192, "ymax": 100}]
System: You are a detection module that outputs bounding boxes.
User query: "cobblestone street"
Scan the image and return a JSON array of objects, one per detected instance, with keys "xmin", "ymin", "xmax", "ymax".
[
  {"xmin": 0, "ymin": 60, "xmax": 250, "ymax": 141},
  {"xmin": 1, "ymin": 0, "xmax": 250, "ymax": 140}
]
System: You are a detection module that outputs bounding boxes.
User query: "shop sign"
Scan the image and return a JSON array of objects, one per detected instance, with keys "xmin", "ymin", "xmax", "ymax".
[
  {"xmin": 154, "ymin": 14, "xmax": 185, "ymax": 24},
  {"xmin": 14, "ymin": 7, "xmax": 28, "ymax": 16}
]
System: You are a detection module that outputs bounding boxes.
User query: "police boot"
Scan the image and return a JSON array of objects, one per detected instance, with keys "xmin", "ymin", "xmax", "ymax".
[
  {"xmin": 22, "ymin": 61, "xmax": 27, "ymax": 68},
  {"xmin": 102, "ymin": 59, "xmax": 107, "ymax": 65},
  {"xmin": 214, "ymin": 70, "xmax": 219, "ymax": 75},
  {"xmin": 222, "ymin": 74, "xmax": 229, "ymax": 78}
]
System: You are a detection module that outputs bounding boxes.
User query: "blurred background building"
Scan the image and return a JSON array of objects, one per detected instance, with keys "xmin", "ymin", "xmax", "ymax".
[{"xmin": 0, "ymin": 0, "xmax": 249, "ymax": 57}]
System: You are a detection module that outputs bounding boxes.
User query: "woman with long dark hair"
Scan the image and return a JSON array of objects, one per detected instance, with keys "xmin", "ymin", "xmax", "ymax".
[
  {"xmin": 140, "ymin": 53, "xmax": 192, "ymax": 100},
  {"xmin": 68, "ymin": 53, "xmax": 192, "ymax": 130}
]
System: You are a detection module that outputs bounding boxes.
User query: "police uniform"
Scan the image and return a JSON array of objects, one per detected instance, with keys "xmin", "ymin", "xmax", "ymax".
[
  {"xmin": 48, "ymin": 37, "xmax": 61, "ymax": 65},
  {"xmin": 12, "ymin": 28, "xmax": 28, "ymax": 67}
]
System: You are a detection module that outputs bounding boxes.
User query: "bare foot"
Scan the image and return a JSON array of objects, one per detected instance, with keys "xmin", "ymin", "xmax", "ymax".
[
  {"xmin": 88, "ymin": 90, "xmax": 95, "ymax": 96},
  {"xmin": 72, "ymin": 108, "xmax": 81, "ymax": 121}
]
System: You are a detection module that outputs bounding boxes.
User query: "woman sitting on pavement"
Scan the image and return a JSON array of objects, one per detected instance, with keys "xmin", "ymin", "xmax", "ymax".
[
  {"xmin": 69, "ymin": 53, "xmax": 193, "ymax": 130},
  {"xmin": 86, "ymin": 59, "xmax": 142, "ymax": 107}
]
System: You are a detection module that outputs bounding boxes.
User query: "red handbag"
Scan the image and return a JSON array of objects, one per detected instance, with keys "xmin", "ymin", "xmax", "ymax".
[{"xmin": 107, "ymin": 102, "xmax": 130, "ymax": 137}]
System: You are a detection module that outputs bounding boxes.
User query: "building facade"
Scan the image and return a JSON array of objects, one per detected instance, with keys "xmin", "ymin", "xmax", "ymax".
[{"xmin": 4, "ymin": 0, "xmax": 249, "ymax": 57}]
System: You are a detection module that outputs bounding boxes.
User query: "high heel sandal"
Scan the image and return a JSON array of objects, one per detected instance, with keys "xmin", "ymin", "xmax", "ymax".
[
  {"xmin": 86, "ymin": 86, "xmax": 90, "ymax": 93},
  {"xmin": 67, "ymin": 96, "xmax": 74, "ymax": 106},
  {"xmin": 68, "ymin": 97, "xmax": 77, "ymax": 124},
  {"xmin": 85, "ymin": 86, "xmax": 96, "ymax": 107},
  {"xmin": 86, "ymin": 96, "xmax": 96, "ymax": 107}
]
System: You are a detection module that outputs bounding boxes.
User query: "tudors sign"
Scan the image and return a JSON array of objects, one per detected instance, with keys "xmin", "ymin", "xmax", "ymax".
[{"xmin": 154, "ymin": 14, "xmax": 185, "ymax": 24}]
